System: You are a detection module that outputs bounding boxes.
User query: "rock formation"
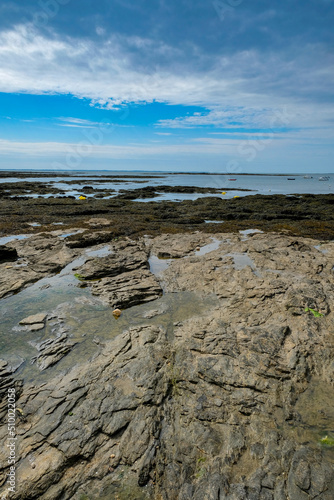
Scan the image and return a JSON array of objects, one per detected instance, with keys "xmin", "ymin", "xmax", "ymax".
[{"xmin": 0, "ymin": 232, "xmax": 333, "ymax": 499}]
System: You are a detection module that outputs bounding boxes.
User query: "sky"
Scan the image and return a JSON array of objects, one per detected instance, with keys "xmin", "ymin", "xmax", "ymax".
[{"xmin": 0, "ymin": 0, "xmax": 333, "ymax": 173}]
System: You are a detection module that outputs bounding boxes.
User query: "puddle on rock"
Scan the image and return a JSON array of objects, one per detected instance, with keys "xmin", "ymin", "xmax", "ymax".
[
  {"xmin": 0, "ymin": 255, "xmax": 90, "ymax": 368},
  {"xmin": 0, "ymin": 245, "xmax": 220, "ymax": 385},
  {"xmin": 149, "ymin": 239, "xmax": 224, "ymax": 276},
  {"xmin": 239, "ymin": 229, "xmax": 264, "ymax": 241},
  {"xmin": 195, "ymin": 237, "xmax": 222, "ymax": 256},
  {"xmin": 224, "ymin": 252, "xmax": 261, "ymax": 277},
  {"xmin": 239, "ymin": 229, "xmax": 264, "ymax": 235},
  {"xmin": 0, "ymin": 234, "xmax": 30, "ymax": 245},
  {"xmin": 86, "ymin": 245, "xmax": 112, "ymax": 258},
  {"xmin": 204, "ymin": 220, "xmax": 224, "ymax": 224},
  {"xmin": 60, "ymin": 230, "xmax": 84, "ymax": 238},
  {"xmin": 148, "ymin": 255, "xmax": 172, "ymax": 275}
]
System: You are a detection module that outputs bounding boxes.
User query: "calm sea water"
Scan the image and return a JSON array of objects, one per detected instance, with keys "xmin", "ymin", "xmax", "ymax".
[{"xmin": 0, "ymin": 170, "xmax": 333, "ymax": 201}]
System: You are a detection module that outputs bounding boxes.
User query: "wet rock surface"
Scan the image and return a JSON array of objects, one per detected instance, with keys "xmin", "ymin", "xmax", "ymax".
[
  {"xmin": 76, "ymin": 239, "xmax": 149, "ymax": 279},
  {"xmin": 89, "ymin": 269, "xmax": 162, "ymax": 309},
  {"xmin": 19, "ymin": 313, "xmax": 47, "ymax": 326},
  {"xmin": 115, "ymin": 185, "xmax": 252, "ymax": 200},
  {"xmin": 75, "ymin": 239, "xmax": 163, "ymax": 308},
  {"xmin": 0, "ymin": 233, "xmax": 78, "ymax": 299},
  {"xmin": 1, "ymin": 191, "xmax": 334, "ymax": 240},
  {"xmin": 33, "ymin": 334, "xmax": 78, "ymax": 371},
  {"xmin": 0, "ymin": 360, "xmax": 23, "ymax": 419},
  {"xmin": 0, "ymin": 232, "xmax": 334, "ymax": 499}
]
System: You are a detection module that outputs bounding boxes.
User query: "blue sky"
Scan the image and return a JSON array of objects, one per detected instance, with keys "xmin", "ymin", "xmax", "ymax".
[{"xmin": 0, "ymin": 0, "xmax": 333, "ymax": 173}]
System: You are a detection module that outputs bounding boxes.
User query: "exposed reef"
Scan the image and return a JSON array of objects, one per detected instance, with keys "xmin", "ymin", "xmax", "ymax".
[
  {"xmin": 0, "ymin": 232, "xmax": 334, "ymax": 499},
  {"xmin": 1, "ymin": 193, "xmax": 334, "ymax": 240}
]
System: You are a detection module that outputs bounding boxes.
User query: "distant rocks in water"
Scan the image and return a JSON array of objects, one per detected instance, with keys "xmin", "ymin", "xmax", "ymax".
[
  {"xmin": 0, "ymin": 245, "xmax": 18, "ymax": 262},
  {"xmin": 115, "ymin": 184, "xmax": 253, "ymax": 200}
]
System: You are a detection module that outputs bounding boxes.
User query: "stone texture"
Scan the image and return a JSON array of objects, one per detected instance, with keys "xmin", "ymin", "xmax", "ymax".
[
  {"xmin": 0, "ymin": 233, "xmax": 78, "ymax": 299},
  {"xmin": 1, "ymin": 232, "xmax": 334, "ymax": 499},
  {"xmin": 75, "ymin": 239, "xmax": 162, "ymax": 308},
  {"xmin": 19, "ymin": 313, "xmax": 47, "ymax": 325},
  {"xmin": 28, "ymin": 323, "xmax": 45, "ymax": 332},
  {"xmin": 0, "ymin": 360, "xmax": 23, "ymax": 419},
  {"xmin": 86, "ymin": 218, "xmax": 111, "ymax": 226},
  {"xmin": 90, "ymin": 269, "xmax": 162, "ymax": 309},
  {"xmin": 34, "ymin": 333, "xmax": 77, "ymax": 371}
]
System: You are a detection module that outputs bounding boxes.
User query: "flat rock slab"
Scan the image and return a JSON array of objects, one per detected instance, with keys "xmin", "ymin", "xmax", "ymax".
[
  {"xmin": 75, "ymin": 239, "xmax": 162, "ymax": 309},
  {"xmin": 0, "ymin": 234, "xmax": 79, "ymax": 300},
  {"xmin": 28, "ymin": 323, "xmax": 45, "ymax": 332},
  {"xmin": 91, "ymin": 269, "xmax": 162, "ymax": 309},
  {"xmin": 33, "ymin": 333, "xmax": 77, "ymax": 371},
  {"xmin": 19, "ymin": 313, "xmax": 47, "ymax": 325}
]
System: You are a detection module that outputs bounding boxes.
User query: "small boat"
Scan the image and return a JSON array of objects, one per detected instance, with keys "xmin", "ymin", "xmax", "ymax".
[
  {"xmin": 228, "ymin": 178, "xmax": 236, "ymax": 181},
  {"xmin": 287, "ymin": 178, "xmax": 295, "ymax": 180},
  {"xmin": 304, "ymin": 175, "xmax": 313, "ymax": 179},
  {"xmin": 319, "ymin": 176, "xmax": 330, "ymax": 181}
]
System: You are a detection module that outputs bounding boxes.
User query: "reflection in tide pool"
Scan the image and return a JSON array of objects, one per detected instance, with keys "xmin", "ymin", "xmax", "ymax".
[
  {"xmin": 195, "ymin": 237, "xmax": 221, "ymax": 256},
  {"xmin": 0, "ymin": 246, "xmax": 220, "ymax": 386},
  {"xmin": 0, "ymin": 234, "xmax": 30, "ymax": 245},
  {"xmin": 224, "ymin": 252, "xmax": 261, "ymax": 277},
  {"xmin": 148, "ymin": 255, "xmax": 172, "ymax": 275}
]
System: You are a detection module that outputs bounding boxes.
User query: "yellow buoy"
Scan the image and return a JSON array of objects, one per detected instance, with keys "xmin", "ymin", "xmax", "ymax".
[
  {"xmin": 79, "ymin": 195, "xmax": 86, "ymax": 200},
  {"xmin": 221, "ymin": 192, "xmax": 226, "ymax": 195},
  {"xmin": 112, "ymin": 308, "xmax": 122, "ymax": 318},
  {"xmin": 233, "ymin": 196, "xmax": 240, "ymax": 198}
]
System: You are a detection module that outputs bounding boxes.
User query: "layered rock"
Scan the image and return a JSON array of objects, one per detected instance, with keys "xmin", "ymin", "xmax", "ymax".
[
  {"xmin": 32, "ymin": 334, "xmax": 77, "ymax": 371},
  {"xmin": 0, "ymin": 360, "xmax": 23, "ymax": 420},
  {"xmin": 0, "ymin": 233, "xmax": 78, "ymax": 299},
  {"xmin": 0, "ymin": 232, "xmax": 334, "ymax": 499},
  {"xmin": 75, "ymin": 239, "xmax": 162, "ymax": 308}
]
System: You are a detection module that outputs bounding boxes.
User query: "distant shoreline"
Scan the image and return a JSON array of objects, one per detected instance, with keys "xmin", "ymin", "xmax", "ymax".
[{"xmin": 0, "ymin": 170, "xmax": 330, "ymax": 177}]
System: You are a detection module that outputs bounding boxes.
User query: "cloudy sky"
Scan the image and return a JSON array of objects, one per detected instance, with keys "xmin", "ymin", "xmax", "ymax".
[{"xmin": 0, "ymin": 0, "xmax": 333, "ymax": 172}]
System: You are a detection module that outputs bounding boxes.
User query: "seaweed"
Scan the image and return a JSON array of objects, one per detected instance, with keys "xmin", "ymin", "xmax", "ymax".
[
  {"xmin": 305, "ymin": 307, "xmax": 324, "ymax": 317},
  {"xmin": 320, "ymin": 435, "xmax": 334, "ymax": 447}
]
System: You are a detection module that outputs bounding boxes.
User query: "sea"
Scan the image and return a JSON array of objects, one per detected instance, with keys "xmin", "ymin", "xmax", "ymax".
[{"xmin": 0, "ymin": 170, "xmax": 333, "ymax": 202}]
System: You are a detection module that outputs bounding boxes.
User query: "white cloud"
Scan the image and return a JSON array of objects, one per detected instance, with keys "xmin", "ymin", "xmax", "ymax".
[
  {"xmin": 57, "ymin": 117, "xmax": 108, "ymax": 128},
  {"xmin": 1, "ymin": 126, "xmax": 331, "ymax": 161},
  {"xmin": 56, "ymin": 117, "xmax": 132, "ymax": 128},
  {"xmin": 0, "ymin": 138, "xmax": 238, "ymax": 158},
  {"xmin": 0, "ymin": 23, "xmax": 333, "ymax": 133}
]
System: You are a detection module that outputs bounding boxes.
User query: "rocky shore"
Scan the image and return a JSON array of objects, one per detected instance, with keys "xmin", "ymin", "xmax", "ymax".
[
  {"xmin": 0, "ymin": 227, "xmax": 334, "ymax": 499},
  {"xmin": 1, "ymin": 181, "xmax": 334, "ymax": 240}
]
